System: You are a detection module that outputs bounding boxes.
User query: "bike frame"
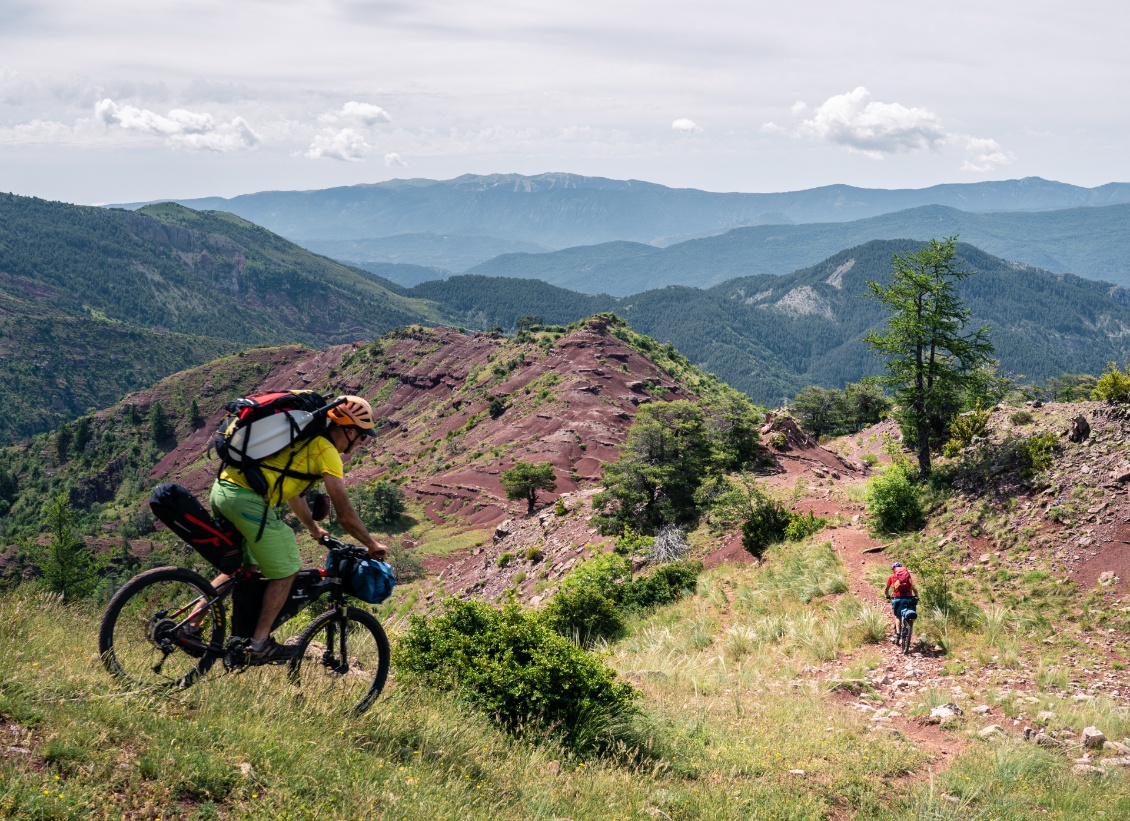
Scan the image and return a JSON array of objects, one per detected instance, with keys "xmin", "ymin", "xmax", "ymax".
[{"xmin": 172, "ymin": 539, "xmax": 363, "ymax": 659}]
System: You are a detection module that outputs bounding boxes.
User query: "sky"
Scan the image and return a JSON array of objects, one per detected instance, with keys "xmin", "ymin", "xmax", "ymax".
[{"xmin": 1, "ymin": 0, "xmax": 1127, "ymax": 205}]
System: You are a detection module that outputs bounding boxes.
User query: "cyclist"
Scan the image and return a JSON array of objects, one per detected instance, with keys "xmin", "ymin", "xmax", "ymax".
[
  {"xmin": 204, "ymin": 395, "xmax": 390, "ymax": 662},
  {"xmin": 884, "ymin": 561, "xmax": 919, "ymax": 642}
]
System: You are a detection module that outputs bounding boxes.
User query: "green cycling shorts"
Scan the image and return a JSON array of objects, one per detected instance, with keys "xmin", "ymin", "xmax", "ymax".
[{"xmin": 210, "ymin": 479, "xmax": 301, "ymax": 579}]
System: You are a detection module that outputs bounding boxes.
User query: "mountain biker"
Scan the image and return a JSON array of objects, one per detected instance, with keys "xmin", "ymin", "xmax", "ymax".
[
  {"xmin": 884, "ymin": 561, "xmax": 919, "ymax": 639},
  {"xmin": 203, "ymin": 395, "xmax": 390, "ymax": 662}
]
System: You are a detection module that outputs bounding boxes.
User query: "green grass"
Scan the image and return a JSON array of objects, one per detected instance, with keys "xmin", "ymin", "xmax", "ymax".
[{"xmin": 4, "ymin": 537, "xmax": 1130, "ymax": 821}]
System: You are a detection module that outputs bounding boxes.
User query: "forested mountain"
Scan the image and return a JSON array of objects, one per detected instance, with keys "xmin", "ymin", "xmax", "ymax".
[
  {"xmin": 466, "ymin": 203, "xmax": 1130, "ymax": 294},
  {"xmin": 412, "ymin": 240, "xmax": 1130, "ymax": 403},
  {"xmin": 117, "ymin": 173, "xmax": 1130, "ymax": 270},
  {"xmin": 304, "ymin": 232, "xmax": 549, "ymax": 274},
  {"xmin": 0, "ymin": 193, "xmax": 441, "ymax": 441}
]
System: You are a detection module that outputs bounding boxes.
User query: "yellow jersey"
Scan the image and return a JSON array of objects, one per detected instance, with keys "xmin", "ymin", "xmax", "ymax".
[{"xmin": 221, "ymin": 434, "xmax": 343, "ymax": 503}]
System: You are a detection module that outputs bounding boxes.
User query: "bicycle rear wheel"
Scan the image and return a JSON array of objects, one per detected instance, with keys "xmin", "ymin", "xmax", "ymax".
[
  {"xmin": 99, "ymin": 566, "xmax": 226, "ymax": 690},
  {"xmin": 289, "ymin": 606, "xmax": 389, "ymax": 715}
]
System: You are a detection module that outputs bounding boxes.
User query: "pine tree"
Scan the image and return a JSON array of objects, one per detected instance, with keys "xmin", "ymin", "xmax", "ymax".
[
  {"xmin": 864, "ymin": 237, "xmax": 994, "ymax": 477},
  {"xmin": 41, "ymin": 493, "xmax": 101, "ymax": 602}
]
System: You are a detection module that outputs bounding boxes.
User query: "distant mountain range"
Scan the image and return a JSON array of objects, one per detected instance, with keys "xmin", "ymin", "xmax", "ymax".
[
  {"xmin": 411, "ymin": 240, "xmax": 1130, "ymax": 403},
  {"xmin": 116, "ymin": 173, "xmax": 1130, "ymax": 273},
  {"xmin": 465, "ymin": 203, "xmax": 1130, "ymax": 295}
]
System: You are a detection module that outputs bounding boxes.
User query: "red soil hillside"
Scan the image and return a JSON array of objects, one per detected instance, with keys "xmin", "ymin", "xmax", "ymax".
[{"xmin": 146, "ymin": 319, "xmax": 689, "ymax": 529}]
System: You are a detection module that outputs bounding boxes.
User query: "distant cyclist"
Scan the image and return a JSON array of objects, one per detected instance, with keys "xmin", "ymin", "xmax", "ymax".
[{"xmin": 884, "ymin": 561, "xmax": 919, "ymax": 640}]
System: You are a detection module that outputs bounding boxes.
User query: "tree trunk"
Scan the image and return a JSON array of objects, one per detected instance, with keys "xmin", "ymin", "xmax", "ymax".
[{"xmin": 916, "ymin": 418, "xmax": 931, "ymax": 478}]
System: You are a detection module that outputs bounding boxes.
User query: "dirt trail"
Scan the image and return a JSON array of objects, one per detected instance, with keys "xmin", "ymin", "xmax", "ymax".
[{"xmin": 755, "ymin": 419, "xmax": 969, "ymax": 769}]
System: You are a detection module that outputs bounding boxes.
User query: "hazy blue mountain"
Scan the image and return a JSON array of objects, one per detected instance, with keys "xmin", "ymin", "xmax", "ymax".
[
  {"xmin": 466, "ymin": 203, "xmax": 1130, "ymax": 295},
  {"xmin": 115, "ymin": 173, "xmax": 1130, "ymax": 269},
  {"xmin": 302, "ymin": 232, "xmax": 549, "ymax": 273},
  {"xmin": 412, "ymin": 240, "xmax": 1130, "ymax": 404}
]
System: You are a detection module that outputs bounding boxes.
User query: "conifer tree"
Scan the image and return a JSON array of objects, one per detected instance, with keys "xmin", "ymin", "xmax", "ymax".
[{"xmin": 864, "ymin": 237, "xmax": 994, "ymax": 477}]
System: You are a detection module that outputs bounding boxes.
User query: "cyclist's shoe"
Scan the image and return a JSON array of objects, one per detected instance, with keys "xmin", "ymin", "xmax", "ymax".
[{"xmin": 248, "ymin": 637, "xmax": 298, "ymax": 665}]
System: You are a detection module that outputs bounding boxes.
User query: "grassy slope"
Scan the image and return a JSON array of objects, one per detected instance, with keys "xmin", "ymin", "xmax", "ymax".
[{"xmin": 3, "ymin": 533, "xmax": 1128, "ymax": 820}]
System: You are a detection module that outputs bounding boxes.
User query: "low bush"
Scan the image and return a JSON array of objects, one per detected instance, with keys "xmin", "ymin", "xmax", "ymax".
[
  {"xmin": 785, "ymin": 510, "xmax": 827, "ymax": 542},
  {"xmin": 541, "ymin": 585, "xmax": 626, "ymax": 644},
  {"xmin": 943, "ymin": 406, "xmax": 991, "ymax": 457},
  {"xmin": 398, "ymin": 598, "xmax": 639, "ymax": 754},
  {"xmin": 1017, "ymin": 432, "xmax": 1059, "ymax": 477},
  {"xmin": 617, "ymin": 560, "xmax": 702, "ymax": 610},
  {"xmin": 496, "ymin": 551, "xmax": 514, "ymax": 568},
  {"xmin": 865, "ymin": 459, "xmax": 923, "ymax": 534},
  {"xmin": 1009, "ymin": 410, "xmax": 1033, "ymax": 426},
  {"xmin": 1092, "ymin": 362, "xmax": 1130, "ymax": 402},
  {"xmin": 741, "ymin": 496, "xmax": 793, "ymax": 560}
]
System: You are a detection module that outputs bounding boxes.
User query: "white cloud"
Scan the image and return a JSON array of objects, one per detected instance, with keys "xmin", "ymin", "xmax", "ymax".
[
  {"xmin": 319, "ymin": 101, "xmax": 391, "ymax": 127},
  {"xmin": 672, "ymin": 117, "xmax": 702, "ymax": 134},
  {"xmin": 94, "ymin": 98, "xmax": 259, "ymax": 152},
  {"xmin": 955, "ymin": 135, "xmax": 1014, "ymax": 172},
  {"xmin": 384, "ymin": 152, "xmax": 407, "ymax": 167},
  {"xmin": 774, "ymin": 86, "xmax": 1012, "ymax": 171},
  {"xmin": 793, "ymin": 87, "xmax": 945, "ymax": 158},
  {"xmin": 0, "ymin": 119, "xmax": 73, "ymax": 144},
  {"xmin": 305, "ymin": 127, "xmax": 371, "ymax": 161}
]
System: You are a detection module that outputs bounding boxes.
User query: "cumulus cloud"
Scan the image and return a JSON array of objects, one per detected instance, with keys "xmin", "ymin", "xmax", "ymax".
[
  {"xmin": 773, "ymin": 86, "xmax": 1012, "ymax": 171},
  {"xmin": 95, "ymin": 99, "xmax": 259, "ymax": 151},
  {"xmin": 956, "ymin": 135, "xmax": 1014, "ymax": 172},
  {"xmin": 319, "ymin": 101, "xmax": 392, "ymax": 126},
  {"xmin": 672, "ymin": 117, "xmax": 702, "ymax": 134},
  {"xmin": 305, "ymin": 127, "xmax": 371, "ymax": 161},
  {"xmin": 793, "ymin": 87, "xmax": 944, "ymax": 158},
  {"xmin": 384, "ymin": 152, "xmax": 407, "ymax": 167}
]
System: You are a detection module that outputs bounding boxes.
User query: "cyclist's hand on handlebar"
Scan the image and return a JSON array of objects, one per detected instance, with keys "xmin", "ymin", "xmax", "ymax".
[
  {"xmin": 368, "ymin": 543, "xmax": 388, "ymax": 561},
  {"xmin": 309, "ymin": 525, "xmax": 330, "ymax": 543}
]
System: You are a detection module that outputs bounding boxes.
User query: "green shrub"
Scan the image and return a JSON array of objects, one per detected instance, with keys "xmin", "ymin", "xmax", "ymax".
[
  {"xmin": 541, "ymin": 585, "xmax": 626, "ymax": 645},
  {"xmin": 768, "ymin": 431, "xmax": 787, "ymax": 449},
  {"xmin": 496, "ymin": 551, "xmax": 514, "ymax": 568},
  {"xmin": 784, "ymin": 510, "xmax": 827, "ymax": 542},
  {"xmin": 741, "ymin": 496, "xmax": 793, "ymax": 560},
  {"xmin": 1017, "ymin": 432, "xmax": 1059, "ymax": 477},
  {"xmin": 865, "ymin": 459, "xmax": 923, "ymax": 534},
  {"xmin": 561, "ymin": 553, "xmax": 630, "ymax": 597},
  {"xmin": 1092, "ymin": 362, "xmax": 1130, "ymax": 402},
  {"xmin": 524, "ymin": 546, "xmax": 544, "ymax": 563},
  {"xmin": 1009, "ymin": 410, "xmax": 1033, "ymax": 426},
  {"xmin": 943, "ymin": 406, "xmax": 991, "ymax": 457},
  {"xmin": 860, "ymin": 453, "xmax": 879, "ymax": 466},
  {"xmin": 613, "ymin": 527, "xmax": 655, "ymax": 555},
  {"xmin": 554, "ymin": 498, "xmax": 568, "ymax": 516},
  {"xmin": 398, "ymin": 598, "xmax": 638, "ymax": 753},
  {"xmin": 617, "ymin": 560, "xmax": 702, "ymax": 610}
]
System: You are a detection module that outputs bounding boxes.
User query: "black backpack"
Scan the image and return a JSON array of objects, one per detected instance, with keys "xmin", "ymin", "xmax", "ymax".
[{"xmin": 149, "ymin": 483, "xmax": 243, "ymax": 573}]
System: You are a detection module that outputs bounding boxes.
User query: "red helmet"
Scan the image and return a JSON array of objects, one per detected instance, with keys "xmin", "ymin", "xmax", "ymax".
[{"xmin": 327, "ymin": 395, "xmax": 376, "ymax": 437}]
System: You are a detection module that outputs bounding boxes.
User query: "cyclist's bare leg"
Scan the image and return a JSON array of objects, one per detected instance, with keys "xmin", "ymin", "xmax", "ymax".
[
  {"xmin": 184, "ymin": 572, "xmax": 231, "ymax": 630},
  {"xmin": 253, "ymin": 573, "xmax": 297, "ymax": 643}
]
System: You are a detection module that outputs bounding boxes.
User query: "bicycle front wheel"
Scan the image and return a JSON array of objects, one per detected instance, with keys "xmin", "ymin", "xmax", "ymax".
[
  {"xmin": 290, "ymin": 606, "xmax": 390, "ymax": 715},
  {"xmin": 99, "ymin": 566, "xmax": 227, "ymax": 690},
  {"xmin": 900, "ymin": 617, "xmax": 913, "ymax": 654}
]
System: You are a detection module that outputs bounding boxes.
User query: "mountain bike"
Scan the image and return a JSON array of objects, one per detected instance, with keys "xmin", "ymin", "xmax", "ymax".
[
  {"xmin": 98, "ymin": 536, "xmax": 390, "ymax": 715},
  {"xmin": 895, "ymin": 596, "xmax": 918, "ymax": 655}
]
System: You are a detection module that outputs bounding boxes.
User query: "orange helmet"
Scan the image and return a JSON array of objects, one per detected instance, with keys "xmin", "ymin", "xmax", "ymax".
[{"xmin": 327, "ymin": 395, "xmax": 376, "ymax": 437}]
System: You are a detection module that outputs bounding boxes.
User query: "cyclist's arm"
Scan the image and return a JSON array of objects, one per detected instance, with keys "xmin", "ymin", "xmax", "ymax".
[
  {"xmin": 323, "ymin": 474, "xmax": 388, "ymax": 560},
  {"xmin": 288, "ymin": 493, "xmax": 327, "ymax": 543}
]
